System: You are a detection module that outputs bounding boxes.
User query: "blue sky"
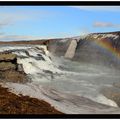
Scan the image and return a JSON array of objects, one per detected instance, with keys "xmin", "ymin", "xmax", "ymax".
[{"xmin": 0, "ymin": 6, "xmax": 120, "ymax": 41}]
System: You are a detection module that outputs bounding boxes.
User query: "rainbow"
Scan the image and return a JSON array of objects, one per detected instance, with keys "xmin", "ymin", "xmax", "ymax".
[{"xmin": 89, "ymin": 37, "xmax": 120, "ymax": 59}]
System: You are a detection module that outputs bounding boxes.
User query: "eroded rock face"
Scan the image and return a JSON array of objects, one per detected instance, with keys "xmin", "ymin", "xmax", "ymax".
[
  {"xmin": 0, "ymin": 53, "xmax": 27, "ymax": 83},
  {"xmin": 0, "ymin": 62, "xmax": 16, "ymax": 71},
  {"xmin": 47, "ymin": 31, "xmax": 120, "ymax": 70},
  {"xmin": 0, "ymin": 70, "xmax": 27, "ymax": 83},
  {"xmin": 48, "ymin": 38, "xmax": 72, "ymax": 56},
  {"xmin": 64, "ymin": 40, "xmax": 77, "ymax": 59},
  {"xmin": 73, "ymin": 32, "xmax": 120, "ymax": 69},
  {"xmin": 48, "ymin": 37, "xmax": 80, "ymax": 59},
  {"xmin": 0, "ymin": 53, "xmax": 17, "ymax": 71},
  {"xmin": 0, "ymin": 53, "xmax": 16, "ymax": 62}
]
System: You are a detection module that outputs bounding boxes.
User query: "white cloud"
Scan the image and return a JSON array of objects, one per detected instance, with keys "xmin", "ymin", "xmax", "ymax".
[
  {"xmin": 93, "ymin": 21, "xmax": 120, "ymax": 28},
  {"xmin": 0, "ymin": 19, "xmax": 12, "ymax": 29},
  {"xmin": 0, "ymin": 9, "xmax": 54, "ymax": 21},
  {"xmin": 0, "ymin": 9, "xmax": 56, "ymax": 38},
  {"xmin": 71, "ymin": 6, "xmax": 120, "ymax": 12},
  {"xmin": 0, "ymin": 35, "xmax": 40, "ymax": 41},
  {"xmin": 0, "ymin": 34, "xmax": 58, "ymax": 41},
  {"xmin": 0, "ymin": 9, "xmax": 55, "ymax": 29}
]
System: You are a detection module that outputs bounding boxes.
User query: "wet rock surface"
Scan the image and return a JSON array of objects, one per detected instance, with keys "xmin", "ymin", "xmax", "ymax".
[
  {"xmin": 0, "ymin": 53, "xmax": 27, "ymax": 83},
  {"xmin": 0, "ymin": 70, "xmax": 27, "ymax": 83}
]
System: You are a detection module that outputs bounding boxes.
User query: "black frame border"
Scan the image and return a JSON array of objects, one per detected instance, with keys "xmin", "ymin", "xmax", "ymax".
[
  {"xmin": 0, "ymin": 1, "xmax": 119, "ymax": 5},
  {"xmin": 0, "ymin": 0, "xmax": 120, "ymax": 119}
]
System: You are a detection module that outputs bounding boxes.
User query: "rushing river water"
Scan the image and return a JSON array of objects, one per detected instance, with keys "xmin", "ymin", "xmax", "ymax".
[{"xmin": 1, "ymin": 45, "xmax": 120, "ymax": 114}]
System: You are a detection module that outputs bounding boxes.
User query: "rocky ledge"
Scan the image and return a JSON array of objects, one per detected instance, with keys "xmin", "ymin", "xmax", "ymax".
[{"xmin": 0, "ymin": 52, "xmax": 27, "ymax": 83}]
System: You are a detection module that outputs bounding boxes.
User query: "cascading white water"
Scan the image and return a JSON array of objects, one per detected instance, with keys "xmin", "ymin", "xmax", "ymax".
[{"xmin": 1, "ymin": 45, "xmax": 120, "ymax": 114}]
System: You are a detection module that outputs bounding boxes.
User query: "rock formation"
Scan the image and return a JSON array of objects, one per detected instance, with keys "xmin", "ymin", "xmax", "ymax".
[
  {"xmin": 73, "ymin": 31, "xmax": 120, "ymax": 69},
  {"xmin": 48, "ymin": 38, "xmax": 72, "ymax": 56},
  {"xmin": 0, "ymin": 52, "xmax": 27, "ymax": 83},
  {"xmin": 64, "ymin": 39, "xmax": 77, "ymax": 59}
]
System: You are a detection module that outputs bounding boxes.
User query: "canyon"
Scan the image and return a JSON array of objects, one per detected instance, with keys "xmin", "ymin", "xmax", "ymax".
[{"xmin": 0, "ymin": 31, "xmax": 120, "ymax": 114}]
